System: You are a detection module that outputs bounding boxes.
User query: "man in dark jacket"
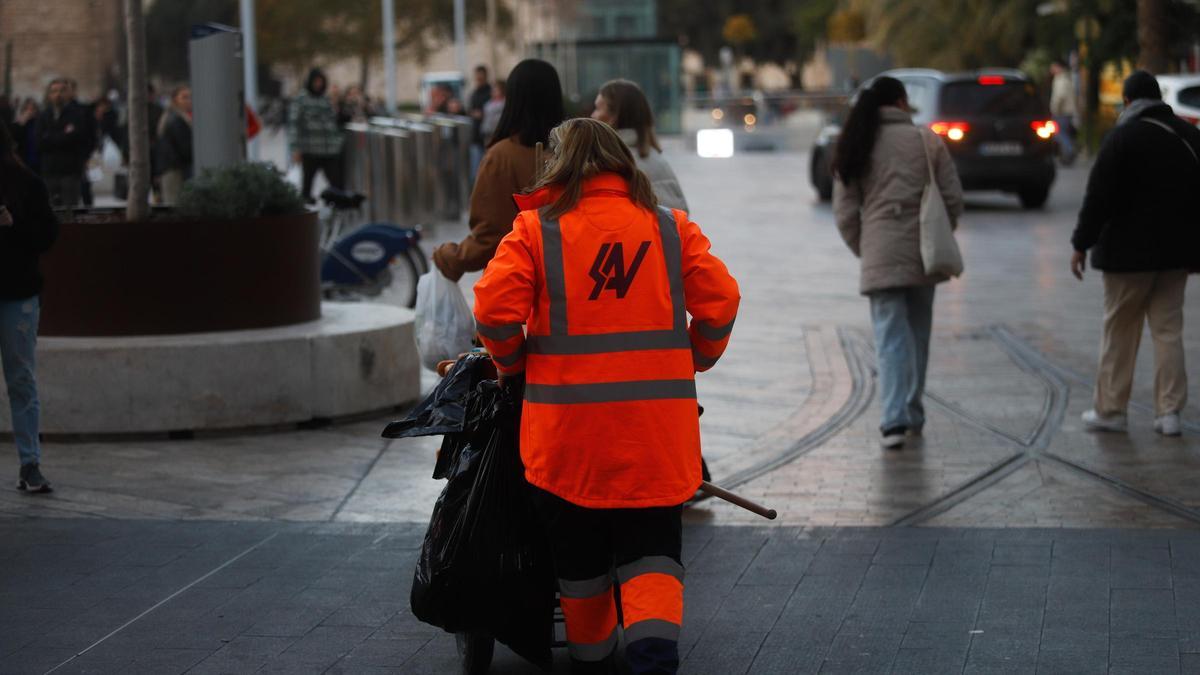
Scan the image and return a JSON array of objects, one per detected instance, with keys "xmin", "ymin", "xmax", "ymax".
[
  {"xmin": 34, "ymin": 79, "xmax": 90, "ymax": 208},
  {"xmin": 0, "ymin": 121, "xmax": 59, "ymax": 493},
  {"xmin": 1070, "ymin": 70, "xmax": 1200, "ymax": 437}
]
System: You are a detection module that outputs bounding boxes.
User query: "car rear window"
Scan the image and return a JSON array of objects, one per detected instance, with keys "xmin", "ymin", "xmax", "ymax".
[
  {"xmin": 1179, "ymin": 86, "xmax": 1200, "ymax": 108},
  {"xmin": 939, "ymin": 81, "xmax": 1043, "ymax": 117}
]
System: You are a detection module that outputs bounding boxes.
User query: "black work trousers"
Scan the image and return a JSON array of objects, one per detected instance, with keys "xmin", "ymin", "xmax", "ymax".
[
  {"xmin": 531, "ymin": 486, "xmax": 684, "ymax": 675},
  {"xmin": 300, "ymin": 153, "xmax": 344, "ymax": 202}
]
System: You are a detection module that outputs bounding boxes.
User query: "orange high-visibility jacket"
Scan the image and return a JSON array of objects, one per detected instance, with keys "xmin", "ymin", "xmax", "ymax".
[{"xmin": 473, "ymin": 173, "xmax": 740, "ymax": 508}]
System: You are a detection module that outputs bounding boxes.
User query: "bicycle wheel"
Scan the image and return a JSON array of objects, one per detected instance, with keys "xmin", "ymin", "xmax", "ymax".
[{"xmin": 375, "ymin": 246, "xmax": 421, "ymax": 308}]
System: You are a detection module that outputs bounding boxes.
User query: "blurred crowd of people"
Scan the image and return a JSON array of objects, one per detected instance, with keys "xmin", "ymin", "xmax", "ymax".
[{"xmin": 0, "ymin": 79, "xmax": 199, "ymax": 208}]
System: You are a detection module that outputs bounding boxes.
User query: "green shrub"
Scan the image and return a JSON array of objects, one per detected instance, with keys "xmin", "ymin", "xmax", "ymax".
[{"xmin": 176, "ymin": 162, "xmax": 306, "ymax": 220}]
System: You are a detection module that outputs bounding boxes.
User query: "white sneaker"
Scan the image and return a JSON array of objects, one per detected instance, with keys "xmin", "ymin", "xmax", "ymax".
[
  {"xmin": 880, "ymin": 427, "xmax": 906, "ymax": 450},
  {"xmin": 1154, "ymin": 413, "xmax": 1182, "ymax": 437},
  {"xmin": 1081, "ymin": 409, "xmax": 1128, "ymax": 432}
]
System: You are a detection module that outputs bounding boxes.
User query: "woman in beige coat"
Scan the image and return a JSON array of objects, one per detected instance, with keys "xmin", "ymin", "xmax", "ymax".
[
  {"xmin": 833, "ymin": 76, "xmax": 964, "ymax": 450},
  {"xmin": 591, "ymin": 79, "xmax": 689, "ymax": 211}
]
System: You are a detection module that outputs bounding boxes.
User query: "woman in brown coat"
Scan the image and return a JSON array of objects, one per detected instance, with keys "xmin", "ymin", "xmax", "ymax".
[
  {"xmin": 432, "ymin": 59, "xmax": 564, "ymax": 280},
  {"xmin": 833, "ymin": 76, "xmax": 963, "ymax": 451}
]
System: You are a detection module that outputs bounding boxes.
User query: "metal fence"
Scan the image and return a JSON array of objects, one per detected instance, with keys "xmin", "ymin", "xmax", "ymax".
[{"xmin": 342, "ymin": 113, "xmax": 473, "ymax": 225}]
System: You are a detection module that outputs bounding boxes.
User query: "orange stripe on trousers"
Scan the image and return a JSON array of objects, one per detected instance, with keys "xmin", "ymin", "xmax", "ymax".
[
  {"xmin": 620, "ymin": 572, "xmax": 684, "ymax": 627},
  {"xmin": 559, "ymin": 591, "xmax": 619, "ymax": 645}
]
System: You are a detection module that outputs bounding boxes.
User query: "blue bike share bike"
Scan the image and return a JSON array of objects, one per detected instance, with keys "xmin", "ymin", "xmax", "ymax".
[{"xmin": 318, "ymin": 188, "xmax": 428, "ymax": 307}]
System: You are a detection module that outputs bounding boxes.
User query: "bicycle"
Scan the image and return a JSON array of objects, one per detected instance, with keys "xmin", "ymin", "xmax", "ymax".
[{"xmin": 318, "ymin": 188, "xmax": 428, "ymax": 308}]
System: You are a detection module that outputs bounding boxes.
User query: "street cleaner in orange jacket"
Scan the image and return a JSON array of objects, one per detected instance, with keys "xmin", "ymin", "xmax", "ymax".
[{"xmin": 473, "ymin": 117, "xmax": 740, "ymax": 675}]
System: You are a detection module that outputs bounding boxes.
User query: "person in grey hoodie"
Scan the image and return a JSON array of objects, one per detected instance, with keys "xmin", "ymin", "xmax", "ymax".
[
  {"xmin": 833, "ymin": 76, "xmax": 964, "ymax": 450},
  {"xmin": 592, "ymin": 79, "xmax": 688, "ymax": 211}
]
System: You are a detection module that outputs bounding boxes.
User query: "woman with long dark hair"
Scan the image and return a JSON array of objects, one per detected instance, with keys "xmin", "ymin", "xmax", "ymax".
[
  {"xmin": 432, "ymin": 59, "xmax": 565, "ymax": 281},
  {"xmin": 833, "ymin": 76, "xmax": 963, "ymax": 450},
  {"xmin": 591, "ymin": 79, "xmax": 688, "ymax": 211},
  {"xmin": 0, "ymin": 121, "xmax": 58, "ymax": 493}
]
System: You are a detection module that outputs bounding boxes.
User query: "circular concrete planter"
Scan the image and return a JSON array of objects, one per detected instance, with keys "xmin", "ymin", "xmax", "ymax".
[
  {"xmin": 1, "ymin": 303, "xmax": 420, "ymax": 435},
  {"xmin": 39, "ymin": 210, "xmax": 321, "ymax": 337}
]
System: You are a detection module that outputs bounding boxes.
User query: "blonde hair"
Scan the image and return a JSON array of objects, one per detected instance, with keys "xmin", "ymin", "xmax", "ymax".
[{"xmin": 529, "ymin": 117, "xmax": 658, "ymax": 221}]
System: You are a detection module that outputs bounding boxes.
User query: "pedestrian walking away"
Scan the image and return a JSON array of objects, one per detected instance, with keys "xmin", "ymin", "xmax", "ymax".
[
  {"xmin": 592, "ymin": 79, "xmax": 689, "ymax": 212},
  {"xmin": 34, "ymin": 78, "xmax": 90, "ymax": 208},
  {"xmin": 0, "ymin": 121, "xmax": 59, "ymax": 494},
  {"xmin": 1071, "ymin": 70, "xmax": 1200, "ymax": 437},
  {"xmin": 833, "ymin": 76, "xmax": 965, "ymax": 450},
  {"xmin": 473, "ymin": 117, "xmax": 740, "ymax": 674},
  {"xmin": 1049, "ymin": 60, "xmax": 1078, "ymax": 164},
  {"xmin": 288, "ymin": 68, "xmax": 345, "ymax": 203},
  {"xmin": 432, "ymin": 58, "xmax": 564, "ymax": 281}
]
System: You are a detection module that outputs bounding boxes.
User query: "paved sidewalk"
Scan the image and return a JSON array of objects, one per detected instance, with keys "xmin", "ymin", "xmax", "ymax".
[{"xmin": 5, "ymin": 519, "xmax": 1200, "ymax": 674}]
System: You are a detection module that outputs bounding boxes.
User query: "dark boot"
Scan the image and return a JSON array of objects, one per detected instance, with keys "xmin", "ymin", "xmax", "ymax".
[{"xmin": 18, "ymin": 463, "xmax": 53, "ymax": 494}]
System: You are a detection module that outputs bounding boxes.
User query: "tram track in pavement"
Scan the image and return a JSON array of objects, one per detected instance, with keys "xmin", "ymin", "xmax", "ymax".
[
  {"xmin": 891, "ymin": 324, "xmax": 1200, "ymax": 526},
  {"xmin": 696, "ymin": 321, "xmax": 1200, "ymax": 527}
]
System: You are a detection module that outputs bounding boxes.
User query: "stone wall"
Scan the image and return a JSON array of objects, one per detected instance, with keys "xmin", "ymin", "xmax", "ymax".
[{"xmin": 0, "ymin": 0, "xmax": 123, "ymax": 102}]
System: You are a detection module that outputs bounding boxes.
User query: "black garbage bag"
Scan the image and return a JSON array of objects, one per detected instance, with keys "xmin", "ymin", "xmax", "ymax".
[
  {"xmin": 382, "ymin": 354, "xmax": 492, "ymax": 443},
  {"xmin": 383, "ymin": 358, "xmax": 554, "ymax": 669}
]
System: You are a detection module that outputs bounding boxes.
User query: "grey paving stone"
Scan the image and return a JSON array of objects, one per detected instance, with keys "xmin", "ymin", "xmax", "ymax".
[
  {"xmin": 739, "ymin": 539, "xmax": 818, "ymax": 587},
  {"xmin": 1110, "ymin": 588, "xmax": 1178, "ymax": 639},
  {"xmin": 1109, "ymin": 636, "xmax": 1180, "ymax": 671},
  {"xmin": 1034, "ymin": 649, "xmax": 1108, "ymax": 674},
  {"xmin": 748, "ymin": 633, "xmax": 829, "ymax": 675},
  {"xmin": 705, "ymin": 584, "xmax": 792, "ymax": 634},
  {"xmin": 333, "ymin": 636, "xmax": 428, "ymax": 669},
  {"xmin": 681, "ymin": 629, "xmax": 767, "ymax": 674},
  {"xmin": 992, "ymin": 543, "xmax": 1052, "ymax": 567},
  {"xmin": 277, "ymin": 624, "xmax": 373, "ymax": 664},
  {"xmin": 891, "ymin": 647, "xmax": 969, "ymax": 675},
  {"xmin": 320, "ymin": 603, "xmax": 404, "ymax": 628},
  {"xmin": 686, "ymin": 530, "xmax": 769, "ymax": 579},
  {"xmin": 819, "ymin": 628, "xmax": 904, "ymax": 674},
  {"xmin": 0, "ymin": 646, "xmax": 79, "ymax": 675},
  {"xmin": 963, "ymin": 634, "xmax": 1039, "ymax": 673},
  {"xmin": 1182, "ymin": 652, "xmax": 1200, "ymax": 675},
  {"xmin": 872, "ymin": 539, "xmax": 936, "ymax": 566},
  {"xmin": 241, "ymin": 606, "xmax": 333, "ymax": 638},
  {"xmin": 1110, "ymin": 545, "xmax": 1174, "ymax": 589},
  {"xmin": 899, "ymin": 622, "xmax": 974, "ymax": 652}
]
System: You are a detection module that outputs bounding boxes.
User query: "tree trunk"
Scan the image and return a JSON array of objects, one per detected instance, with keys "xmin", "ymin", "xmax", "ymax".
[
  {"xmin": 124, "ymin": 0, "xmax": 150, "ymax": 222},
  {"xmin": 1137, "ymin": 0, "xmax": 1169, "ymax": 73}
]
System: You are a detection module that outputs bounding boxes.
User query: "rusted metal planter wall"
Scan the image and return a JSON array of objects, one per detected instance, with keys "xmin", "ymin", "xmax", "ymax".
[{"xmin": 39, "ymin": 211, "xmax": 321, "ymax": 336}]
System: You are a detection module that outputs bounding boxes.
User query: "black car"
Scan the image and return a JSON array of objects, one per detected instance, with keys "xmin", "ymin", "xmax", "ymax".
[{"xmin": 810, "ymin": 68, "xmax": 1058, "ymax": 208}]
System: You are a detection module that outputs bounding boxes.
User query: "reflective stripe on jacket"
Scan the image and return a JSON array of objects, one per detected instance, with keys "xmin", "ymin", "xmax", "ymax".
[{"xmin": 472, "ymin": 173, "xmax": 740, "ymax": 508}]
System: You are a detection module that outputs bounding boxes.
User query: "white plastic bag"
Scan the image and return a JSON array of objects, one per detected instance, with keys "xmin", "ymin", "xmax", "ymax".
[
  {"xmin": 101, "ymin": 138, "xmax": 122, "ymax": 172},
  {"xmin": 285, "ymin": 163, "xmax": 303, "ymax": 191},
  {"xmin": 414, "ymin": 271, "xmax": 476, "ymax": 371}
]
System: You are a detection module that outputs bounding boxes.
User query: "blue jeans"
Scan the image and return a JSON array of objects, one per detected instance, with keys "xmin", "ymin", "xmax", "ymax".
[
  {"xmin": 1054, "ymin": 115, "xmax": 1075, "ymax": 158},
  {"xmin": 869, "ymin": 286, "xmax": 935, "ymax": 433},
  {"xmin": 0, "ymin": 297, "xmax": 41, "ymax": 466}
]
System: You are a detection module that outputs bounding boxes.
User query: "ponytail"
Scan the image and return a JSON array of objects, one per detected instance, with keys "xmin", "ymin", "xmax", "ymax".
[{"xmin": 833, "ymin": 77, "xmax": 908, "ymax": 184}]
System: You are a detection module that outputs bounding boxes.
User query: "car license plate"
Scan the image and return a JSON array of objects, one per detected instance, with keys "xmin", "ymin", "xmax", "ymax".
[{"xmin": 979, "ymin": 142, "xmax": 1024, "ymax": 157}]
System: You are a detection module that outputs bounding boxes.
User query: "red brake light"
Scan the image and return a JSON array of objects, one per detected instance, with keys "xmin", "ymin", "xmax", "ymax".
[
  {"xmin": 1182, "ymin": 115, "xmax": 1200, "ymax": 126},
  {"xmin": 978, "ymin": 75, "xmax": 1006, "ymax": 86},
  {"xmin": 930, "ymin": 121, "xmax": 970, "ymax": 141},
  {"xmin": 1031, "ymin": 120, "xmax": 1058, "ymax": 139}
]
